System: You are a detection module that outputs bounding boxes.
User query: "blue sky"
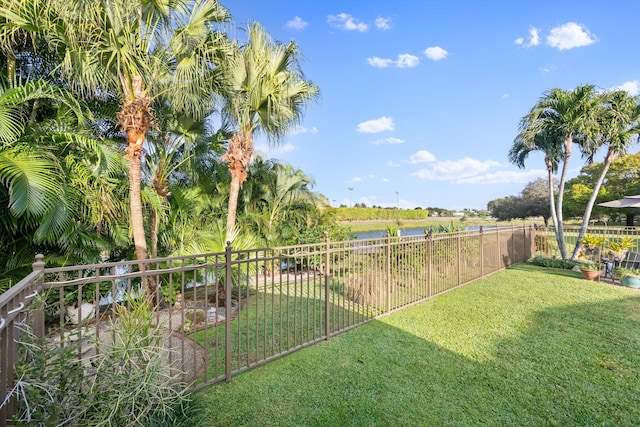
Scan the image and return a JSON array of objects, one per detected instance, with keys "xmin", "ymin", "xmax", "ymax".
[{"xmin": 225, "ymin": 0, "xmax": 640, "ymax": 211}]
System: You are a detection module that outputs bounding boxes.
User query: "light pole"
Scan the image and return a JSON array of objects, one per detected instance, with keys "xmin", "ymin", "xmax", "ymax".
[
  {"xmin": 348, "ymin": 187, "xmax": 353, "ymax": 208},
  {"xmin": 395, "ymin": 191, "xmax": 399, "ymax": 210}
]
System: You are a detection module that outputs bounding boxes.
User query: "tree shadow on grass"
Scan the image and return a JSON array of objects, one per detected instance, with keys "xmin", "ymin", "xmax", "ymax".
[{"xmin": 196, "ymin": 291, "xmax": 640, "ymax": 426}]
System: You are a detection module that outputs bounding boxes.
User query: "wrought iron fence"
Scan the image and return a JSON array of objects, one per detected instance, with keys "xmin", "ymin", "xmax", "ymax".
[
  {"xmin": 534, "ymin": 225, "xmax": 640, "ymax": 259},
  {"xmin": 0, "ymin": 225, "xmax": 534, "ymax": 425}
]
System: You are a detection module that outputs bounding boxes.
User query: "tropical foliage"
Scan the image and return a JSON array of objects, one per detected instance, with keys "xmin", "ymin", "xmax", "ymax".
[
  {"xmin": 0, "ymin": 2, "xmax": 343, "ymax": 294},
  {"xmin": 510, "ymin": 85, "xmax": 640, "ymax": 260}
]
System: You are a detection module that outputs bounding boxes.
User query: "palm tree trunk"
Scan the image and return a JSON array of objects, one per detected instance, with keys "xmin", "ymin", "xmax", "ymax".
[
  {"xmin": 127, "ymin": 142, "xmax": 148, "ymax": 262},
  {"xmin": 150, "ymin": 207, "xmax": 158, "ymax": 259},
  {"xmin": 571, "ymin": 148, "xmax": 614, "ymax": 260},
  {"xmin": 547, "ymin": 169, "xmax": 559, "ymax": 235},
  {"xmin": 554, "ymin": 137, "xmax": 572, "ymax": 259},
  {"xmin": 126, "ymin": 131, "xmax": 158, "ymax": 302},
  {"xmin": 226, "ymin": 174, "xmax": 241, "ymax": 235},
  {"xmin": 223, "ymin": 131, "xmax": 253, "ymax": 237}
]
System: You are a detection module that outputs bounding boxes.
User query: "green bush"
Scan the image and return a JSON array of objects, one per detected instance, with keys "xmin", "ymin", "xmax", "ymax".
[{"xmin": 530, "ymin": 256, "xmax": 577, "ymax": 270}]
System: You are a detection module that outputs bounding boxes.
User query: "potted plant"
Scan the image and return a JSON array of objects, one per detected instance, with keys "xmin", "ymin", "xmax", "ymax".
[
  {"xmin": 579, "ymin": 234, "xmax": 606, "ymax": 262},
  {"xmin": 606, "ymin": 237, "xmax": 634, "ymax": 262},
  {"xmin": 613, "ymin": 267, "xmax": 640, "ymax": 288},
  {"xmin": 578, "ymin": 261, "xmax": 603, "ymax": 281}
]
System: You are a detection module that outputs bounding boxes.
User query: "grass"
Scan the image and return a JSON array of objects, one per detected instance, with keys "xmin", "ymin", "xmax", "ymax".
[{"xmin": 189, "ymin": 263, "xmax": 640, "ymax": 426}]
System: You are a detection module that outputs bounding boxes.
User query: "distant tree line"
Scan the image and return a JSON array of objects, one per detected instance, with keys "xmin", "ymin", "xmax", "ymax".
[
  {"xmin": 335, "ymin": 207, "xmax": 430, "ymax": 221},
  {"xmin": 487, "ymin": 178, "xmax": 552, "ymax": 225}
]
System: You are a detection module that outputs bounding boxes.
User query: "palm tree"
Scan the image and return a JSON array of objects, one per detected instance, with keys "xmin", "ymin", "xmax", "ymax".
[
  {"xmin": 218, "ymin": 21, "xmax": 319, "ymax": 238},
  {"xmin": 1, "ymin": 0, "xmax": 230, "ymax": 299},
  {"xmin": 571, "ymin": 90, "xmax": 640, "ymax": 259},
  {"xmin": 241, "ymin": 159, "xmax": 321, "ymax": 246},
  {"xmin": 509, "ymin": 127, "xmax": 563, "ymax": 248},
  {"xmin": 514, "ymin": 85, "xmax": 601, "ymax": 259}
]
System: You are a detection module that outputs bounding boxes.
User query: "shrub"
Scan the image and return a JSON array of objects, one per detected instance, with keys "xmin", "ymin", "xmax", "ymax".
[
  {"xmin": 7, "ymin": 297, "xmax": 192, "ymax": 426},
  {"xmin": 530, "ymin": 256, "xmax": 576, "ymax": 270}
]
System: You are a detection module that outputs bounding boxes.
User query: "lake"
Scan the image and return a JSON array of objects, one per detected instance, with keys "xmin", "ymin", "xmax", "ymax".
[{"xmin": 354, "ymin": 225, "xmax": 495, "ymax": 240}]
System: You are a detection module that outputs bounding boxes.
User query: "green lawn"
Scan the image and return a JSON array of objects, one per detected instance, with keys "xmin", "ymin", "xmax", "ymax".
[{"xmin": 188, "ymin": 263, "xmax": 640, "ymax": 426}]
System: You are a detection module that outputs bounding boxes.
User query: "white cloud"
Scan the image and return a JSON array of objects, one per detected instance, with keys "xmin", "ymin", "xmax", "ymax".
[
  {"xmin": 367, "ymin": 56, "xmax": 394, "ymax": 68},
  {"xmin": 290, "ymin": 125, "xmax": 318, "ymax": 135},
  {"xmin": 457, "ymin": 169, "xmax": 546, "ymax": 184},
  {"xmin": 540, "ymin": 64, "xmax": 556, "ymax": 73},
  {"xmin": 327, "ymin": 13, "xmax": 368, "ymax": 32},
  {"xmin": 527, "ymin": 27, "xmax": 540, "ymax": 47},
  {"xmin": 411, "ymin": 157, "xmax": 501, "ymax": 180},
  {"xmin": 375, "ymin": 17, "xmax": 391, "ymax": 30},
  {"xmin": 546, "ymin": 22, "xmax": 596, "ymax": 50},
  {"xmin": 515, "ymin": 27, "xmax": 540, "ymax": 48},
  {"xmin": 408, "ymin": 150, "xmax": 437, "ymax": 164},
  {"xmin": 357, "ymin": 116, "xmax": 394, "ymax": 133},
  {"xmin": 424, "ymin": 46, "xmax": 448, "ymax": 61},
  {"xmin": 387, "ymin": 160, "xmax": 400, "ymax": 167},
  {"xmin": 615, "ymin": 80, "xmax": 639, "ymax": 96},
  {"xmin": 397, "ymin": 54, "xmax": 420, "ymax": 68},
  {"xmin": 285, "ymin": 16, "xmax": 308, "ymax": 30},
  {"xmin": 372, "ymin": 136, "xmax": 405, "ymax": 145},
  {"xmin": 502, "ymin": 93, "xmax": 510, "ymax": 99},
  {"xmin": 367, "ymin": 54, "xmax": 419, "ymax": 68}
]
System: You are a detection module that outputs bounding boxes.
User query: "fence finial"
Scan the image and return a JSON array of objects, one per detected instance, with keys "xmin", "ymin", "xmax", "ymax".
[{"xmin": 32, "ymin": 254, "xmax": 45, "ymax": 272}]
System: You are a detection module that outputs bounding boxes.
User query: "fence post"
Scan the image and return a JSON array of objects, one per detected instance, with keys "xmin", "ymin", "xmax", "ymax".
[
  {"xmin": 427, "ymin": 232, "xmax": 432, "ymax": 299},
  {"xmin": 522, "ymin": 223, "xmax": 527, "ymax": 262},
  {"xmin": 225, "ymin": 242, "xmax": 233, "ymax": 383},
  {"xmin": 456, "ymin": 232, "xmax": 461, "ymax": 286},
  {"xmin": 511, "ymin": 224, "xmax": 516, "ymax": 266},
  {"xmin": 385, "ymin": 233, "xmax": 391, "ymax": 313},
  {"xmin": 496, "ymin": 224, "xmax": 501, "ymax": 269},
  {"xmin": 324, "ymin": 232, "xmax": 330, "ymax": 340},
  {"xmin": 31, "ymin": 254, "xmax": 46, "ymax": 339},
  {"xmin": 530, "ymin": 225, "xmax": 536, "ymax": 259},
  {"xmin": 479, "ymin": 226, "xmax": 484, "ymax": 278}
]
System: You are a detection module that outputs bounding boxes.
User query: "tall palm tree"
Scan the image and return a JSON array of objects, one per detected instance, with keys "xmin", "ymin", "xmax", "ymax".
[
  {"xmin": 1, "ymin": 0, "xmax": 230, "ymax": 298},
  {"xmin": 515, "ymin": 85, "xmax": 601, "ymax": 259},
  {"xmin": 509, "ymin": 128, "xmax": 563, "ymax": 248},
  {"xmin": 218, "ymin": 21, "xmax": 319, "ymax": 238},
  {"xmin": 571, "ymin": 90, "xmax": 640, "ymax": 259}
]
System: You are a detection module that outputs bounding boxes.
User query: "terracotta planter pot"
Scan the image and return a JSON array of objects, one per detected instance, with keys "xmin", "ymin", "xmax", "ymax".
[{"xmin": 580, "ymin": 269, "xmax": 601, "ymax": 281}]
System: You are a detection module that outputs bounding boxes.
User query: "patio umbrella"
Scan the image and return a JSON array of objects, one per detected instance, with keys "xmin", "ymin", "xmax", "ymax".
[
  {"xmin": 598, "ymin": 195, "xmax": 640, "ymax": 208},
  {"xmin": 598, "ymin": 195, "xmax": 640, "ymax": 227}
]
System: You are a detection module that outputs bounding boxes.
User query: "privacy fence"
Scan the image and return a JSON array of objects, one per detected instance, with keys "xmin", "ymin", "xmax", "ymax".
[{"xmin": 0, "ymin": 225, "xmax": 534, "ymax": 425}]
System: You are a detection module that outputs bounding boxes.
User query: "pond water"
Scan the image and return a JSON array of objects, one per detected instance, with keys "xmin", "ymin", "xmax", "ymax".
[{"xmin": 353, "ymin": 225, "xmax": 495, "ymax": 240}]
